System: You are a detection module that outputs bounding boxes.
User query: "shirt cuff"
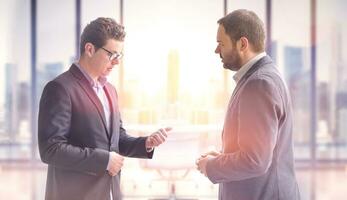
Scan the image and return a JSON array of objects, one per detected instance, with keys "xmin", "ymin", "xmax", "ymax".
[
  {"xmin": 146, "ymin": 147, "xmax": 154, "ymax": 152},
  {"xmin": 106, "ymin": 152, "xmax": 112, "ymax": 170}
]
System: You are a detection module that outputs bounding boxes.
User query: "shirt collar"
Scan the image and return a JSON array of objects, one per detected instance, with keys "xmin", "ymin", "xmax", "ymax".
[
  {"xmin": 74, "ymin": 62, "xmax": 107, "ymax": 88},
  {"xmin": 233, "ymin": 52, "xmax": 267, "ymax": 83}
]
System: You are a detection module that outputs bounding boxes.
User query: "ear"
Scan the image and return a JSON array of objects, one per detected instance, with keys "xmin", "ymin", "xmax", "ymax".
[
  {"xmin": 238, "ymin": 37, "xmax": 249, "ymax": 52},
  {"xmin": 84, "ymin": 43, "xmax": 95, "ymax": 57}
]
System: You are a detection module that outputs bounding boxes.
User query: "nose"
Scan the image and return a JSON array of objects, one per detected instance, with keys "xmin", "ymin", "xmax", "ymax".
[
  {"xmin": 111, "ymin": 58, "xmax": 120, "ymax": 65},
  {"xmin": 214, "ymin": 46, "xmax": 220, "ymax": 54}
]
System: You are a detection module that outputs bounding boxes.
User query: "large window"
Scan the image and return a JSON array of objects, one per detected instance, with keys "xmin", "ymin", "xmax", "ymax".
[
  {"xmin": 316, "ymin": 0, "xmax": 347, "ymax": 160},
  {"xmin": 1, "ymin": 1, "xmax": 347, "ymax": 199},
  {"xmin": 0, "ymin": 0, "xmax": 31, "ymax": 160},
  {"xmin": 227, "ymin": 0, "xmax": 266, "ymax": 21},
  {"xmin": 272, "ymin": 0, "xmax": 311, "ymax": 159},
  {"xmin": 121, "ymin": 0, "xmax": 223, "ymax": 198},
  {"xmin": 122, "ymin": 0, "xmax": 223, "ymax": 125},
  {"xmin": 36, "ymin": 0, "xmax": 75, "ymax": 160},
  {"xmin": 37, "ymin": 0, "xmax": 75, "ymax": 91},
  {"xmin": 82, "ymin": 0, "xmax": 120, "ymax": 25}
]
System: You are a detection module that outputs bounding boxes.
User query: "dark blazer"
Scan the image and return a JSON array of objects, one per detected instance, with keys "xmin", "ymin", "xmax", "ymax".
[
  {"xmin": 38, "ymin": 64, "xmax": 152, "ymax": 200},
  {"xmin": 206, "ymin": 56, "xmax": 300, "ymax": 200}
]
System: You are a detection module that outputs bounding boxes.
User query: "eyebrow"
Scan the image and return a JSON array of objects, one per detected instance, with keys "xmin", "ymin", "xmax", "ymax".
[
  {"xmin": 111, "ymin": 50, "xmax": 121, "ymax": 54},
  {"xmin": 103, "ymin": 47, "xmax": 119, "ymax": 54}
]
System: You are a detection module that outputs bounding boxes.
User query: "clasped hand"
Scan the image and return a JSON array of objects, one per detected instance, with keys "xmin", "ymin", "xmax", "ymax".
[{"xmin": 196, "ymin": 150, "xmax": 221, "ymax": 176}]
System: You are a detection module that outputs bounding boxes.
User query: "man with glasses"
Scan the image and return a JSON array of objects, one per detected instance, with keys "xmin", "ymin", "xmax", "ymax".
[{"xmin": 38, "ymin": 17, "xmax": 171, "ymax": 200}]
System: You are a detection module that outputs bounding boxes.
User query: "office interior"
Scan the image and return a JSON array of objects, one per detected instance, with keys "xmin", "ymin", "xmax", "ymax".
[{"xmin": 0, "ymin": 0, "xmax": 347, "ymax": 199}]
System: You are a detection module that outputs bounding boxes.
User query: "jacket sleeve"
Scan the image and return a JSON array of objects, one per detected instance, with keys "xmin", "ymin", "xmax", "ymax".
[
  {"xmin": 38, "ymin": 81, "xmax": 109, "ymax": 175},
  {"xmin": 110, "ymin": 86, "xmax": 153, "ymax": 159},
  {"xmin": 118, "ymin": 122, "xmax": 153, "ymax": 159},
  {"xmin": 206, "ymin": 77, "xmax": 282, "ymax": 183}
]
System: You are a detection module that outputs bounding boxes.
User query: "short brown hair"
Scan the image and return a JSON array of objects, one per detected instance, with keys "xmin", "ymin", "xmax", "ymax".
[
  {"xmin": 80, "ymin": 17, "xmax": 126, "ymax": 54},
  {"xmin": 218, "ymin": 9, "xmax": 265, "ymax": 52}
]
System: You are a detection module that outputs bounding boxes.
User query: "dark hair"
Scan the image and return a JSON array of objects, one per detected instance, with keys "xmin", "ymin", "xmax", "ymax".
[
  {"xmin": 80, "ymin": 17, "xmax": 126, "ymax": 54},
  {"xmin": 217, "ymin": 9, "xmax": 265, "ymax": 52}
]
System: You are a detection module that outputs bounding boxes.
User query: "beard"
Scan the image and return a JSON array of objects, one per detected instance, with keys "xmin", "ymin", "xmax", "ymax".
[{"xmin": 221, "ymin": 52, "xmax": 242, "ymax": 71}]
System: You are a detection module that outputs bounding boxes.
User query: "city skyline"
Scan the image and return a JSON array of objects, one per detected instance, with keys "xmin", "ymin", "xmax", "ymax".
[{"xmin": 0, "ymin": 0, "xmax": 346, "ymax": 162}]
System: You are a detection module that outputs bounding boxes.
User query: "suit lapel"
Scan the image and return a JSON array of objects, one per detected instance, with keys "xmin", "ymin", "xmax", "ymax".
[
  {"xmin": 69, "ymin": 65, "xmax": 110, "ymax": 137},
  {"xmin": 103, "ymin": 84, "xmax": 122, "ymax": 142},
  {"xmin": 228, "ymin": 56, "xmax": 273, "ymax": 107},
  {"xmin": 103, "ymin": 84, "xmax": 114, "ymax": 138}
]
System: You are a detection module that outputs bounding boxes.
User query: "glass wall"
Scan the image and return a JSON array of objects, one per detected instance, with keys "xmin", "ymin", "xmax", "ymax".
[
  {"xmin": 1, "ymin": 0, "xmax": 347, "ymax": 199},
  {"xmin": 316, "ymin": 0, "xmax": 347, "ymax": 160},
  {"xmin": 35, "ymin": 0, "xmax": 76, "ymax": 159},
  {"xmin": 272, "ymin": 0, "xmax": 312, "ymax": 159},
  {"xmin": 0, "ymin": 0, "xmax": 31, "ymax": 160},
  {"xmin": 227, "ymin": 0, "xmax": 266, "ymax": 22},
  {"xmin": 82, "ymin": 0, "xmax": 120, "ymax": 26},
  {"xmin": 122, "ymin": 0, "xmax": 223, "ymax": 128},
  {"xmin": 0, "ymin": 0, "xmax": 344, "ymax": 164},
  {"xmin": 37, "ymin": 0, "xmax": 75, "ymax": 94},
  {"xmin": 120, "ymin": 0, "xmax": 222, "ymax": 197}
]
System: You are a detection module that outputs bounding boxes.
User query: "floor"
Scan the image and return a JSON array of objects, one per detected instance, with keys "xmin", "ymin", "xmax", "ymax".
[{"xmin": 0, "ymin": 160, "xmax": 347, "ymax": 200}]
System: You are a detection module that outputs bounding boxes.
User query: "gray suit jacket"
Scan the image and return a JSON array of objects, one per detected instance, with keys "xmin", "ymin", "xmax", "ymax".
[
  {"xmin": 38, "ymin": 64, "xmax": 153, "ymax": 200},
  {"xmin": 206, "ymin": 56, "xmax": 300, "ymax": 200}
]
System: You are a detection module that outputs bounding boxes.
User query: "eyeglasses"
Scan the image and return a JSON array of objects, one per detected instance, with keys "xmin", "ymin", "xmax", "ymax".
[{"xmin": 100, "ymin": 47, "xmax": 123, "ymax": 61}]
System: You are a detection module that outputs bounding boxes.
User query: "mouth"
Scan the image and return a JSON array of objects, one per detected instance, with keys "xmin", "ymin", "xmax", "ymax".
[{"xmin": 219, "ymin": 54, "xmax": 223, "ymax": 62}]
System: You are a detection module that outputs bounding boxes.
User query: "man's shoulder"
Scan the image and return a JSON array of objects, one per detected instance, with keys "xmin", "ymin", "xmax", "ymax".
[
  {"xmin": 52, "ymin": 68, "xmax": 75, "ymax": 85},
  {"xmin": 245, "ymin": 64, "xmax": 285, "ymax": 95},
  {"xmin": 251, "ymin": 60, "xmax": 282, "ymax": 83},
  {"xmin": 43, "ymin": 68, "xmax": 76, "ymax": 94}
]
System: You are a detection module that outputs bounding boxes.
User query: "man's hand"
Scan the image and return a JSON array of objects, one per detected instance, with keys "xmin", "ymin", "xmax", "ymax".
[
  {"xmin": 201, "ymin": 150, "xmax": 221, "ymax": 158},
  {"xmin": 196, "ymin": 155, "xmax": 214, "ymax": 176},
  {"xmin": 145, "ymin": 127, "xmax": 172, "ymax": 150},
  {"xmin": 196, "ymin": 150, "xmax": 221, "ymax": 176},
  {"xmin": 107, "ymin": 152, "xmax": 124, "ymax": 176}
]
